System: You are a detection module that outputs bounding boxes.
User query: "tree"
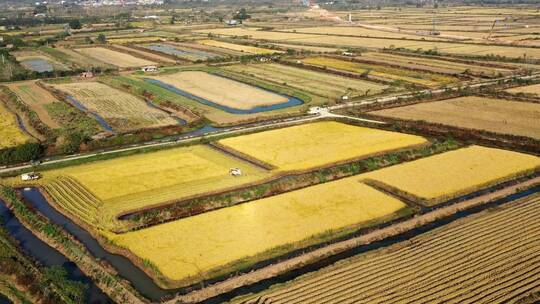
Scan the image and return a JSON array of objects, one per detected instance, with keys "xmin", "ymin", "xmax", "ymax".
[
  {"xmin": 68, "ymin": 20, "xmax": 81, "ymax": 30},
  {"xmin": 33, "ymin": 4, "xmax": 47, "ymax": 15},
  {"xmin": 234, "ymin": 8, "xmax": 250, "ymax": 20},
  {"xmin": 96, "ymin": 34, "xmax": 107, "ymax": 44}
]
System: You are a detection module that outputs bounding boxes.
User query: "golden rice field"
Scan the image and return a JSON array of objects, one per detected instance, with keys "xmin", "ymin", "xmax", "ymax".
[
  {"xmin": 223, "ymin": 63, "xmax": 386, "ymax": 98},
  {"xmin": 0, "ymin": 100, "xmax": 32, "ymax": 149},
  {"xmin": 198, "ymin": 40, "xmax": 281, "ymax": 55},
  {"xmin": 108, "ymin": 36, "xmax": 164, "ymax": 44},
  {"xmin": 148, "ymin": 71, "xmax": 289, "ymax": 110},
  {"xmin": 299, "ymin": 56, "xmax": 457, "ymax": 86},
  {"xmin": 218, "ymin": 121, "xmax": 428, "ymax": 171},
  {"xmin": 110, "ymin": 179, "xmax": 407, "ymax": 283},
  {"xmin": 75, "ymin": 47, "xmax": 156, "ymax": 68},
  {"xmin": 361, "ymin": 145, "xmax": 540, "ymax": 205},
  {"xmin": 51, "ymin": 82, "xmax": 178, "ymax": 132},
  {"xmin": 37, "ymin": 145, "xmax": 271, "ymax": 224},
  {"xmin": 505, "ymin": 83, "xmax": 540, "ymax": 96},
  {"xmin": 371, "ymin": 96, "xmax": 540, "ymax": 140},
  {"xmin": 280, "ymin": 26, "xmax": 451, "ymax": 41},
  {"xmin": 236, "ymin": 194, "xmax": 540, "ymax": 304}
]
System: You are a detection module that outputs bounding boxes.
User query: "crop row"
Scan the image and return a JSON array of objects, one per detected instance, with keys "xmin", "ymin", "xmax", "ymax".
[{"xmin": 243, "ymin": 195, "xmax": 540, "ymax": 304}]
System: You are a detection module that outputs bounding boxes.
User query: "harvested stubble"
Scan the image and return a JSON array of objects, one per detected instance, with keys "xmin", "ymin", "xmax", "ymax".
[
  {"xmin": 222, "ymin": 63, "xmax": 386, "ymax": 98},
  {"xmin": 148, "ymin": 71, "xmax": 289, "ymax": 110},
  {"xmin": 51, "ymin": 81, "xmax": 178, "ymax": 132},
  {"xmin": 6, "ymin": 81, "xmax": 61, "ymax": 129},
  {"xmin": 198, "ymin": 40, "xmax": 281, "ymax": 55},
  {"xmin": 237, "ymin": 194, "xmax": 540, "ymax": 304},
  {"xmin": 371, "ymin": 96, "xmax": 540, "ymax": 140},
  {"xmin": 505, "ymin": 83, "xmax": 540, "ymax": 96},
  {"xmin": 75, "ymin": 47, "xmax": 156, "ymax": 68}
]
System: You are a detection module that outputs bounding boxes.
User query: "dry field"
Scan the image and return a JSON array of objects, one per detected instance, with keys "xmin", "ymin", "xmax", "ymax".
[
  {"xmin": 271, "ymin": 43, "xmax": 339, "ymax": 53},
  {"xmin": 198, "ymin": 40, "xmax": 281, "ymax": 55},
  {"xmin": 371, "ymin": 96, "xmax": 540, "ymax": 139},
  {"xmin": 359, "ymin": 52, "xmax": 513, "ymax": 77},
  {"xmin": 361, "ymin": 146, "xmax": 540, "ymax": 206},
  {"xmin": 222, "ymin": 63, "xmax": 387, "ymax": 98},
  {"xmin": 0, "ymin": 100, "xmax": 32, "ymax": 149},
  {"xmin": 236, "ymin": 194, "xmax": 540, "ymax": 304},
  {"xmin": 75, "ymin": 47, "xmax": 156, "ymax": 68},
  {"xmin": 280, "ymin": 26, "xmax": 451, "ymax": 41},
  {"xmin": 300, "ymin": 56, "xmax": 457, "ymax": 86},
  {"xmin": 109, "ymin": 45, "xmax": 176, "ymax": 64},
  {"xmin": 107, "ymin": 36, "xmax": 165, "ymax": 44},
  {"xmin": 195, "ymin": 28, "xmax": 540, "ymax": 59},
  {"xmin": 505, "ymin": 83, "xmax": 540, "ymax": 96},
  {"xmin": 36, "ymin": 145, "xmax": 271, "ymax": 227},
  {"xmin": 147, "ymin": 71, "xmax": 289, "ymax": 110},
  {"xmin": 51, "ymin": 46, "xmax": 114, "ymax": 69},
  {"xmin": 6, "ymin": 81, "xmax": 61, "ymax": 129},
  {"xmin": 110, "ymin": 179, "xmax": 407, "ymax": 283},
  {"xmin": 51, "ymin": 82, "xmax": 178, "ymax": 132},
  {"xmin": 218, "ymin": 121, "xmax": 427, "ymax": 171}
]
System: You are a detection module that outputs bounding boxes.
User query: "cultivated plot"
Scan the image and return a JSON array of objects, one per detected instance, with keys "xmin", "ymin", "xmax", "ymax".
[
  {"xmin": 236, "ymin": 194, "xmax": 540, "ymax": 304},
  {"xmin": 51, "ymin": 82, "xmax": 178, "ymax": 132},
  {"xmin": 198, "ymin": 40, "xmax": 281, "ymax": 55},
  {"xmin": 6, "ymin": 81, "xmax": 61, "ymax": 129},
  {"xmin": 371, "ymin": 96, "xmax": 540, "ymax": 139},
  {"xmin": 218, "ymin": 121, "xmax": 428, "ymax": 171},
  {"xmin": 42, "ymin": 145, "xmax": 272, "ymax": 223},
  {"xmin": 505, "ymin": 83, "xmax": 540, "ymax": 96},
  {"xmin": 223, "ymin": 63, "xmax": 387, "ymax": 98},
  {"xmin": 75, "ymin": 47, "xmax": 156, "ymax": 68},
  {"xmin": 0, "ymin": 100, "xmax": 32, "ymax": 149},
  {"xmin": 111, "ymin": 180, "xmax": 408, "ymax": 283},
  {"xmin": 143, "ymin": 43, "xmax": 219, "ymax": 61},
  {"xmin": 147, "ymin": 71, "xmax": 289, "ymax": 110},
  {"xmin": 361, "ymin": 145, "xmax": 540, "ymax": 205},
  {"xmin": 299, "ymin": 56, "xmax": 457, "ymax": 86}
]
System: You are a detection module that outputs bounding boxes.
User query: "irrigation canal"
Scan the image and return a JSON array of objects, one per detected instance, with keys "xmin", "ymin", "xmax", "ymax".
[
  {"xmin": 0, "ymin": 198, "xmax": 111, "ymax": 304},
  {"xmin": 0, "ymin": 185, "xmax": 536, "ymax": 303},
  {"xmin": 0, "ymin": 293, "xmax": 11, "ymax": 304}
]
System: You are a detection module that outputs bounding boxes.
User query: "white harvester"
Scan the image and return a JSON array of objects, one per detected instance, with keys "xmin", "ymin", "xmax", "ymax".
[
  {"xmin": 21, "ymin": 172, "xmax": 41, "ymax": 181},
  {"xmin": 229, "ymin": 168, "xmax": 242, "ymax": 177}
]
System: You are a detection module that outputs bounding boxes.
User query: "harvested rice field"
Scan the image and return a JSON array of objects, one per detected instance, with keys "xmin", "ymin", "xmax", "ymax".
[
  {"xmin": 299, "ymin": 56, "xmax": 457, "ymax": 86},
  {"xmin": 223, "ymin": 63, "xmax": 387, "ymax": 98},
  {"xmin": 51, "ymin": 82, "xmax": 178, "ymax": 132},
  {"xmin": 361, "ymin": 146, "xmax": 540, "ymax": 206},
  {"xmin": 6, "ymin": 81, "xmax": 61, "ymax": 129},
  {"xmin": 147, "ymin": 71, "xmax": 289, "ymax": 110},
  {"xmin": 505, "ymin": 83, "xmax": 540, "ymax": 96},
  {"xmin": 371, "ymin": 96, "xmax": 540, "ymax": 139},
  {"xmin": 110, "ymin": 179, "xmax": 408, "ymax": 283},
  {"xmin": 109, "ymin": 45, "xmax": 176, "ymax": 64},
  {"xmin": 195, "ymin": 28, "xmax": 540, "ymax": 59},
  {"xmin": 198, "ymin": 40, "xmax": 281, "ymax": 55},
  {"xmin": 38, "ymin": 145, "xmax": 271, "ymax": 224},
  {"xmin": 235, "ymin": 194, "xmax": 540, "ymax": 304},
  {"xmin": 280, "ymin": 26, "xmax": 451, "ymax": 41},
  {"xmin": 359, "ymin": 52, "xmax": 513, "ymax": 77},
  {"xmin": 74, "ymin": 47, "xmax": 156, "ymax": 68},
  {"xmin": 218, "ymin": 121, "xmax": 428, "ymax": 171},
  {"xmin": 143, "ymin": 43, "xmax": 220, "ymax": 61},
  {"xmin": 0, "ymin": 100, "xmax": 32, "ymax": 149}
]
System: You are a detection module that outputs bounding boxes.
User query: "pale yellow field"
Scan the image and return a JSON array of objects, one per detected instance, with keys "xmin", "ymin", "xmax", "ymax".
[
  {"xmin": 362, "ymin": 145, "xmax": 540, "ymax": 205},
  {"xmin": 0, "ymin": 101, "xmax": 32, "ymax": 149},
  {"xmin": 75, "ymin": 47, "xmax": 156, "ymax": 68},
  {"xmin": 506, "ymin": 83, "xmax": 540, "ymax": 96},
  {"xmin": 148, "ymin": 71, "xmax": 289, "ymax": 110},
  {"xmin": 46, "ymin": 145, "xmax": 272, "ymax": 217},
  {"xmin": 195, "ymin": 28, "xmax": 540, "ymax": 59},
  {"xmin": 218, "ymin": 121, "xmax": 428, "ymax": 171},
  {"xmin": 52, "ymin": 82, "xmax": 178, "ymax": 132},
  {"xmin": 198, "ymin": 39, "xmax": 281, "ymax": 55},
  {"xmin": 111, "ymin": 180, "xmax": 406, "ymax": 282},
  {"xmin": 280, "ymin": 26, "xmax": 450, "ymax": 41}
]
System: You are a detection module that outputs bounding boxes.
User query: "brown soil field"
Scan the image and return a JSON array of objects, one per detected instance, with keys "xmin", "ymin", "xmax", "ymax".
[
  {"xmin": 371, "ymin": 96, "xmax": 540, "ymax": 139},
  {"xmin": 505, "ymin": 83, "xmax": 540, "ymax": 96},
  {"xmin": 6, "ymin": 81, "xmax": 60, "ymax": 129}
]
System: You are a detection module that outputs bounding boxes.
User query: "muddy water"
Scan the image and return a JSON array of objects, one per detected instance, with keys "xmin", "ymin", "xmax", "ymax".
[{"xmin": 0, "ymin": 200, "xmax": 111, "ymax": 304}]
